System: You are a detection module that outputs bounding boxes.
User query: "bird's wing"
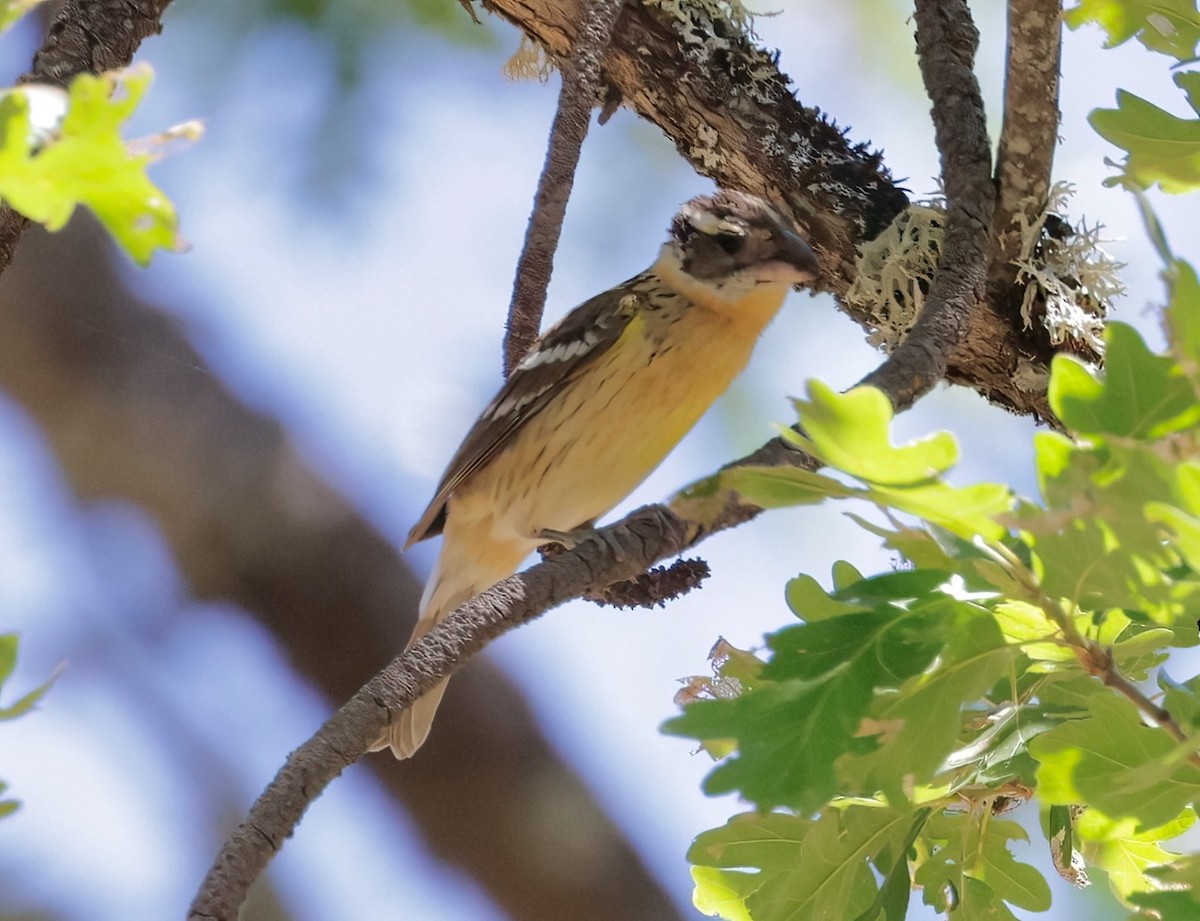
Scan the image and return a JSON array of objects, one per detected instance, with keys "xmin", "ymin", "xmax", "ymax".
[{"xmin": 405, "ymin": 280, "xmax": 648, "ymax": 547}]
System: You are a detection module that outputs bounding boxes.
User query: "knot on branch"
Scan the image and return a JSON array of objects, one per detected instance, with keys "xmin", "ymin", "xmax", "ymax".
[{"xmin": 586, "ymin": 557, "xmax": 711, "ymax": 608}]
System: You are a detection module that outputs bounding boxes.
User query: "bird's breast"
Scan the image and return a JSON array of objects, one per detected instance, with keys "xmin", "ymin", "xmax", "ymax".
[{"xmin": 453, "ymin": 292, "xmax": 786, "ymax": 543}]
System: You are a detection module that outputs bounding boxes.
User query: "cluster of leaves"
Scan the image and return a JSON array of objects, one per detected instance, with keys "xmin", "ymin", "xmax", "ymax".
[
  {"xmin": 0, "ymin": 3, "xmax": 185, "ymax": 264},
  {"xmin": 0, "ymin": 634, "xmax": 54, "ymax": 820},
  {"xmin": 1069, "ymin": 1, "xmax": 1200, "ymax": 193},
  {"xmin": 666, "ymin": 247, "xmax": 1200, "ymax": 918}
]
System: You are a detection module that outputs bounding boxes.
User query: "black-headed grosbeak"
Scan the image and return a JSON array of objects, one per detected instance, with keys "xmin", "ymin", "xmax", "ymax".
[{"xmin": 381, "ymin": 190, "xmax": 818, "ymax": 757}]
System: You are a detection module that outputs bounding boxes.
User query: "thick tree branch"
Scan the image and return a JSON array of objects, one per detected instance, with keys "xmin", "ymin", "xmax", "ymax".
[
  {"xmin": 483, "ymin": 0, "xmax": 1060, "ymax": 418},
  {"xmin": 987, "ymin": 0, "xmax": 1063, "ymax": 352},
  {"xmin": 859, "ymin": 0, "xmax": 995, "ymax": 409},
  {"xmin": 504, "ymin": 0, "xmax": 625, "ymax": 374},
  {"xmin": 991, "ymin": 0, "xmax": 1062, "ymax": 274},
  {"xmin": 0, "ymin": 0, "xmax": 174, "ymax": 274}
]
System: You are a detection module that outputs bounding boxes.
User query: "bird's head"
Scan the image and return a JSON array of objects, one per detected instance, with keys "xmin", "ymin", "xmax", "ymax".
[{"xmin": 662, "ymin": 190, "xmax": 820, "ymax": 299}]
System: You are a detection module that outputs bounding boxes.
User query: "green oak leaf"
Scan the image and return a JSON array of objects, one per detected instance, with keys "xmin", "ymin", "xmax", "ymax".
[
  {"xmin": 786, "ymin": 382, "xmax": 958, "ymax": 486},
  {"xmin": 1065, "ymin": 0, "xmax": 1200, "ymax": 60},
  {"xmin": 689, "ymin": 807, "xmax": 913, "ymax": 921},
  {"xmin": 1080, "ymin": 806, "xmax": 1196, "ymax": 902},
  {"xmin": 724, "ymin": 465, "xmax": 1009, "ymax": 545},
  {"xmin": 869, "ymin": 479, "xmax": 1010, "ymax": 542},
  {"xmin": 1090, "ymin": 88, "xmax": 1200, "ymax": 192},
  {"xmin": 665, "ymin": 604, "xmax": 953, "ymax": 811},
  {"xmin": 1049, "ymin": 323, "xmax": 1200, "ymax": 438},
  {"xmin": 839, "ymin": 606, "xmax": 1016, "ymax": 801},
  {"xmin": 1031, "ymin": 693, "xmax": 1200, "ymax": 831},
  {"xmin": 0, "ymin": 67, "xmax": 180, "ymax": 264},
  {"xmin": 721, "ymin": 464, "xmax": 856, "ymax": 509},
  {"xmin": 916, "ymin": 812, "xmax": 1051, "ymax": 917},
  {"xmin": 784, "ymin": 573, "xmax": 870, "ymax": 622}
]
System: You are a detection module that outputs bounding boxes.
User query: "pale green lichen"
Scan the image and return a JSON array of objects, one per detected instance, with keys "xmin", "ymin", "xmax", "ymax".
[
  {"xmin": 503, "ymin": 33, "xmax": 554, "ymax": 83},
  {"xmin": 845, "ymin": 203, "xmax": 945, "ymax": 350},
  {"xmin": 1011, "ymin": 182, "xmax": 1124, "ymax": 358},
  {"xmin": 644, "ymin": 0, "xmax": 757, "ymax": 35}
]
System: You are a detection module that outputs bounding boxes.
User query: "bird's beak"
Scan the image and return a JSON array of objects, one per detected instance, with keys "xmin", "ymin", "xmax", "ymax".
[{"xmin": 754, "ymin": 228, "xmax": 820, "ymax": 286}]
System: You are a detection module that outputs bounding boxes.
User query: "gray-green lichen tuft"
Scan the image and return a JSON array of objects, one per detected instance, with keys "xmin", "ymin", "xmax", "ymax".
[
  {"xmin": 845, "ymin": 204, "xmax": 945, "ymax": 350},
  {"xmin": 1012, "ymin": 183, "xmax": 1124, "ymax": 361}
]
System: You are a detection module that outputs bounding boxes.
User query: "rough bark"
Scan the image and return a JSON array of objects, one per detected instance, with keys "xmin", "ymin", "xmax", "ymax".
[{"xmin": 483, "ymin": 0, "xmax": 1057, "ymax": 418}]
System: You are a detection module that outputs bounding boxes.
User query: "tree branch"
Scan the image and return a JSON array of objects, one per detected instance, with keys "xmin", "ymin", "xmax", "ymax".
[
  {"xmin": 990, "ymin": 0, "xmax": 1062, "ymax": 284},
  {"xmin": 504, "ymin": 0, "xmax": 626, "ymax": 374},
  {"xmin": 483, "ymin": 0, "xmax": 1061, "ymax": 418},
  {"xmin": 0, "ymin": 0, "xmax": 174, "ymax": 275},
  {"xmin": 858, "ymin": 0, "xmax": 995, "ymax": 410},
  {"xmin": 189, "ymin": 506, "xmax": 693, "ymax": 921}
]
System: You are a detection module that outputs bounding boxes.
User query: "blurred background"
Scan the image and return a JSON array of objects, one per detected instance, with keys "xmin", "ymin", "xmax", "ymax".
[{"xmin": 0, "ymin": 1, "xmax": 1195, "ymax": 918}]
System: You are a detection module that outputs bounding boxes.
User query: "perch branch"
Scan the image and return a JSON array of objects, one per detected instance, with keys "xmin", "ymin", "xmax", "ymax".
[
  {"xmin": 188, "ymin": 506, "xmax": 692, "ymax": 921},
  {"xmin": 190, "ymin": 331, "xmax": 931, "ymax": 918},
  {"xmin": 504, "ymin": 0, "xmax": 626, "ymax": 374}
]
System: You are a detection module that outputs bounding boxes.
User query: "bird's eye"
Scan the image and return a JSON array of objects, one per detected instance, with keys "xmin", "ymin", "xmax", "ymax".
[{"xmin": 714, "ymin": 231, "xmax": 745, "ymax": 255}]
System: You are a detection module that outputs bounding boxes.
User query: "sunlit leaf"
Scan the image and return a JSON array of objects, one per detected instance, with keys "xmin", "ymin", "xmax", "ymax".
[
  {"xmin": 1049, "ymin": 323, "xmax": 1200, "ymax": 437},
  {"xmin": 689, "ymin": 807, "xmax": 913, "ymax": 921},
  {"xmin": 0, "ymin": 67, "xmax": 181, "ymax": 264},
  {"xmin": 786, "ymin": 382, "xmax": 958, "ymax": 486},
  {"xmin": 1031, "ymin": 694, "xmax": 1200, "ymax": 831},
  {"xmin": 1065, "ymin": 0, "xmax": 1200, "ymax": 60},
  {"xmin": 915, "ymin": 812, "xmax": 1051, "ymax": 917},
  {"xmin": 1090, "ymin": 88, "xmax": 1200, "ymax": 192}
]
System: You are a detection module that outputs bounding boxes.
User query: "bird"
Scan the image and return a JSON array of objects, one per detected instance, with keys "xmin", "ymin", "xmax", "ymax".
[{"xmin": 380, "ymin": 189, "xmax": 819, "ymax": 758}]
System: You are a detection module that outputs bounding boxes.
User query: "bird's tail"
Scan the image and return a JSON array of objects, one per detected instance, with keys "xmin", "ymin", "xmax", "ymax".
[{"xmin": 375, "ymin": 529, "xmax": 528, "ymax": 759}]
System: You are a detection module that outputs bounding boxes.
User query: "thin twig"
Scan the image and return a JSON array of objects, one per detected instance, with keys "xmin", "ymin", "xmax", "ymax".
[
  {"xmin": 503, "ymin": 0, "xmax": 626, "ymax": 375},
  {"xmin": 858, "ymin": 0, "xmax": 996, "ymax": 410},
  {"xmin": 0, "ymin": 0, "xmax": 175, "ymax": 275},
  {"xmin": 985, "ymin": 541, "xmax": 1200, "ymax": 770}
]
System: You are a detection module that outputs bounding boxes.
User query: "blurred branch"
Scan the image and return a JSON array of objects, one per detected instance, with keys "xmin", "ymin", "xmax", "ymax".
[
  {"xmin": 504, "ymin": 0, "xmax": 625, "ymax": 375},
  {"xmin": 0, "ymin": 218, "xmax": 686, "ymax": 921},
  {"xmin": 859, "ymin": 0, "xmax": 995, "ymax": 409},
  {"xmin": 0, "ymin": 0, "xmax": 174, "ymax": 274}
]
